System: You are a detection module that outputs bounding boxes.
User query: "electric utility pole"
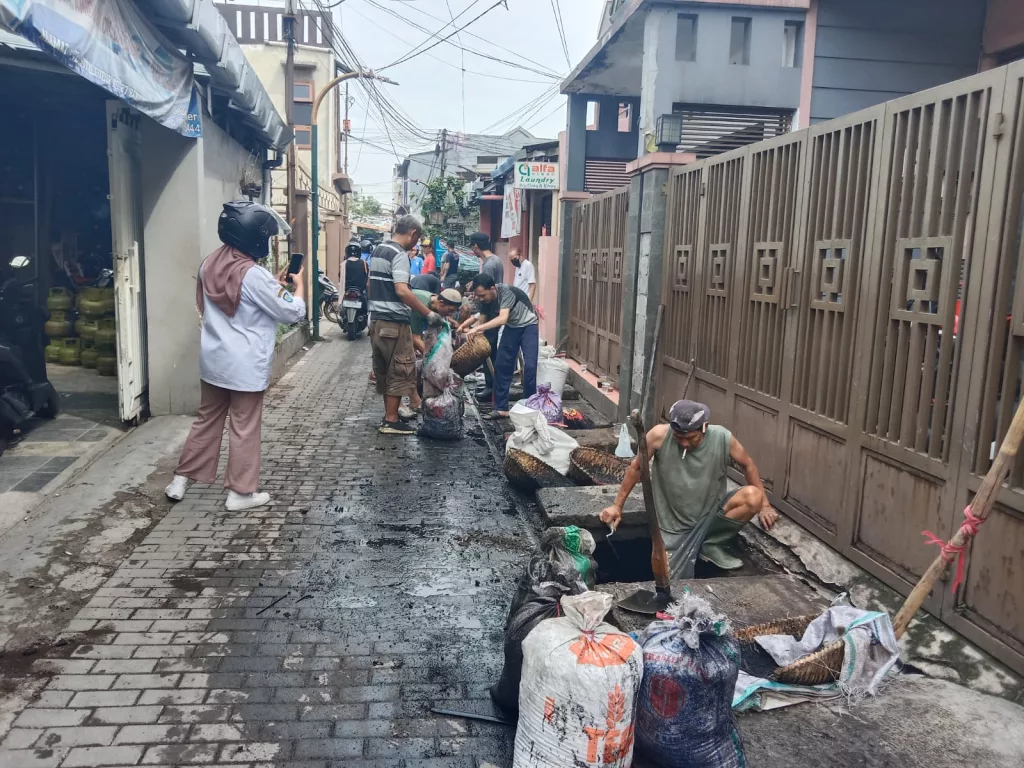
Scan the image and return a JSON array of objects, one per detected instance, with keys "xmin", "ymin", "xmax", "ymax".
[
  {"xmin": 284, "ymin": 0, "xmax": 296, "ymax": 259},
  {"xmin": 439, "ymin": 128, "xmax": 448, "ymax": 177},
  {"xmin": 343, "ymin": 82, "xmax": 350, "ymax": 174}
]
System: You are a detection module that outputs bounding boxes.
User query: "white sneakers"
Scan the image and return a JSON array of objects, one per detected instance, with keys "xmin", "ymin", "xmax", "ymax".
[
  {"xmin": 226, "ymin": 491, "xmax": 271, "ymax": 511},
  {"xmin": 165, "ymin": 475, "xmax": 191, "ymax": 501},
  {"xmin": 165, "ymin": 475, "xmax": 271, "ymax": 511}
]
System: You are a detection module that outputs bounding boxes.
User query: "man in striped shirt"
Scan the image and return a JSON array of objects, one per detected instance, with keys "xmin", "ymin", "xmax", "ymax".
[{"xmin": 369, "ymin": 215, "xmax": 439, "ymax": 435}]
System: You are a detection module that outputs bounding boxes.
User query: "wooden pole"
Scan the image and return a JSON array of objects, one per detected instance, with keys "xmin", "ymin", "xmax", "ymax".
[
  {"xmin": 632, "ymin": 408, "xmax": 672, "ymax": 596},
  {"xmin": 633, "ymin": 303, "xmax": 671, "ymax": 596},
  {"xmin": 893, "ymin": 396, "xmax": 1024, "ymax": 638}
]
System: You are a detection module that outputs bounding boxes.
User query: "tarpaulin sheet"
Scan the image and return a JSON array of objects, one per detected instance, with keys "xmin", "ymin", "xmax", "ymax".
[{"xmin": 0, "ymin": 0, "xmax": 202, "ymax": 137}]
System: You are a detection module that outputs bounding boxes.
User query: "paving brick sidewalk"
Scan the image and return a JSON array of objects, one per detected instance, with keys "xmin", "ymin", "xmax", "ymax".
[{"xmin": 0, "ymin": 332, "xmax": 532, "ymax": 768}]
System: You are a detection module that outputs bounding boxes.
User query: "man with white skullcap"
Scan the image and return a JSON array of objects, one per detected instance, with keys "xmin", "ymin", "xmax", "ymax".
[{"xmin": 600, "ymin": 399, "xmax": 778, "ymax": 576}]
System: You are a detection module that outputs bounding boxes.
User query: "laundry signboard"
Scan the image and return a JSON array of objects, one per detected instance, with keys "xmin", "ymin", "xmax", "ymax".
[
  {"xmin": 0, "ymin": 0, "xmax": 202, "ymax": 137},
  {"xmin": 514, "ymin": 161, "xmax": 559, "ymax": 190}
]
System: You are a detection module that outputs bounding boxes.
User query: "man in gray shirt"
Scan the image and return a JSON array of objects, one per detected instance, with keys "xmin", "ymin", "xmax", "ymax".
[
  {"xmin": 469, "ymin": 231, "xmax": 504, "ymax": 398},
  {"xmin": 471, "ymin": 231, "xmax": 505, "ymax": 285},
  {"xmin": 465, "ymin": 274, "xmax": 539, "ymax": 419}
]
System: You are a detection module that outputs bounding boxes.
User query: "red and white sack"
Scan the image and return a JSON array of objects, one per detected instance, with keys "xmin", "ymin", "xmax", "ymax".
[{"xmin": 513, "ymin": 592, "xmax": 643, "ymax": 768}]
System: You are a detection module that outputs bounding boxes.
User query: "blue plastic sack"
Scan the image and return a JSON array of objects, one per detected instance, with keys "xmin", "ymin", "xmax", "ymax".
[{"xmin": 635, "ymin": 594, "xmax": 745, "ymax": 768}]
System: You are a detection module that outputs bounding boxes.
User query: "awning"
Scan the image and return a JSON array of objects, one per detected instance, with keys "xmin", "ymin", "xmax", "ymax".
[
  {"xmin": 0, "ymin": 0, "xmax": 202, "ymax": 136},
  {"xmin": 0, "ymin": 0, "xmax": 288, "ymax": 149},
  {"xmin": 138, "ymin": 0, "xmax": 289, "ymax": 149}
]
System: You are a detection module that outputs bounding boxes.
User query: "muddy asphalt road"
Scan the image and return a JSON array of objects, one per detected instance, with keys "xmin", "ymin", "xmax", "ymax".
[{"xmin": 0, "ymin": 330, "xmax": 534, "ymax": 767}]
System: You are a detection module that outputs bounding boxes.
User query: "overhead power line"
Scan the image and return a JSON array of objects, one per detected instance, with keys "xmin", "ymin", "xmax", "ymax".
[
  {"xmin": 361, "ymin": 0, "xmax": 562, "ymax": 79},
  {"xmin": 369, "ymin": 0, "xmax": 565, "ymax": 79},
  {"xmin": 379, "ymin": 0, "xmax": 508, "ymax": 72},
  {"xmin": 550, "ymin": 0, "xmax": 571, "ymax": 69}
]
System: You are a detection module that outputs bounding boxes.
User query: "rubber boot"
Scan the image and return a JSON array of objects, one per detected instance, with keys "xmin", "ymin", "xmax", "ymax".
[{"xmin": 699, "ymin": 514, "xmax": 747, "ymax": 570}]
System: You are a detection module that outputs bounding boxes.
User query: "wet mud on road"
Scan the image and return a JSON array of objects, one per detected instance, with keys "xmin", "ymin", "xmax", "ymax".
[{"xmin": 0, "ymin": 332, "xmax": 533, "ymax": 767}]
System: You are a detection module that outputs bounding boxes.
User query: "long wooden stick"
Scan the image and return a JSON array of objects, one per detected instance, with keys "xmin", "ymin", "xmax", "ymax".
[
  {"xmin": 632, "ymin": 409, "xmax": 671, "ymax": 596},
  {"xmin": 893, "ymin": 396, "xmax": 1024, "ymax": 638}
]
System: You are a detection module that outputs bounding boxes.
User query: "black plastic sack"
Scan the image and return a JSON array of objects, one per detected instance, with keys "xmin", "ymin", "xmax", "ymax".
[
  {"xmin": 489, "ymin": 526, "xmax": 595, "ymax": 713},
  {"xmin": 418, "ymin": 388, "xmax": 464, "ymax": 440},
  {"xmin": 635, "ymin": 594, "xmax": 745, "ymax": 768}
]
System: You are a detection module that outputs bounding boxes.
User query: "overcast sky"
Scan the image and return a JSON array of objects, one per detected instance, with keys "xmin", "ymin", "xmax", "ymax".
[{"xmin": 335, "ymin": 0, "xmax": 604, "ymax": 204}]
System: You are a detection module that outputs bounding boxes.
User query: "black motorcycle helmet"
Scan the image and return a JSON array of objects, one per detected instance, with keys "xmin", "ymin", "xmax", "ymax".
[
  {"xmin": 345, "ymin": 242, "xmax": 361, "ymax": 259},
  {"xmin": 360, "ymin": 239, "xmax": 373, "ymax": 254},
  {"xmin": 218, "ymin": 201, "xmax": 278, "ymax": 261}
]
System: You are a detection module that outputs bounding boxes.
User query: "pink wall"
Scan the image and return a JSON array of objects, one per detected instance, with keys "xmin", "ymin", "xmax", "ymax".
[{"xmin": 536, "ymin": 235, "xmax": 559, "ymax": 344}]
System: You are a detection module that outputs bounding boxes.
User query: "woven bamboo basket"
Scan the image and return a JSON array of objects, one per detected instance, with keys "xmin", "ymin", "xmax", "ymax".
[
  {"xmin": 735, "ymin": 614, "xmax": 844, "ymax": 686},
  {"xmin": 452, "ymin": 334, "xmax": 492, "ymax": 377},
  {"xmin": 503, "ymin": 448, "xmax": 572, "ymax": 492},
  {"xmin": 567, "ymin": 447, "xmax": 630, "ymax": 486}
]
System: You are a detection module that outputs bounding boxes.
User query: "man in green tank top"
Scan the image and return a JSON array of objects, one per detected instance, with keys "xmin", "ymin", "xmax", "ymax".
[{"xmin": 600, "ymin": 399, "xmax": 779, "ymax": 578}]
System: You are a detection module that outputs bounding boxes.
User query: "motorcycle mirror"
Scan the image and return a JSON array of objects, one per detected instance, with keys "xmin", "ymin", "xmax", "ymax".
[{"xmin": 9, "ymin": 255, "xmax": 29, "ymax": 268}]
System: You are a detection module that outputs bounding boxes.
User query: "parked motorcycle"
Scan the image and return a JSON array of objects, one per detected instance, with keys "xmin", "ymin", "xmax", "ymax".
[
  {"xmin": 0, "ymin": 256, "xmax": 59, "ymax": 457},
  {"xmin": 339, "ymin": 286, "xmax": 368, "ymax": 341},
  {"xmin": 318, "ymin": 270, "xmax": 340, "ymax": 324}
]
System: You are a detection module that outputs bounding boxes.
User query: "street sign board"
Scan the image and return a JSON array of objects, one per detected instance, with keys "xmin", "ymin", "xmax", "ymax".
[{"xmin": 514, "ymin": 161, "xmax": 559, "ymax": 190}]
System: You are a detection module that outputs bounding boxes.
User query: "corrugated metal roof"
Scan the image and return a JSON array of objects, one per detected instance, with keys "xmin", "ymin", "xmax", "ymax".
[{"xmin": 0, "ymin": 26, "xmax": 38, "ymax": 51}]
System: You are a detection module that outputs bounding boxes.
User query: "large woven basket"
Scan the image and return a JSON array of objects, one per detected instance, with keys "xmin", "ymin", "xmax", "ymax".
[
  {"xmin": 452, "ymin": 334, "xmax": 491, "ymax": 377},
  {"xmin": 503, "ymin": 448, "xmax": 573, "ymax": 492},
  {"xmin": 735, "ymin": 614, "xmax": 843, "ymax": 686},
  {"xmin": 568, "ymin": 447, "xmax": 630, "ymax": 486}
]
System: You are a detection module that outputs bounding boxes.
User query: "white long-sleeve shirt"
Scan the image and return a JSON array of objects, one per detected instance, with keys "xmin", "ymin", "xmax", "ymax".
[{"xmin": 198, "ymin": 264, "xmax": 306, "ymax": 392}]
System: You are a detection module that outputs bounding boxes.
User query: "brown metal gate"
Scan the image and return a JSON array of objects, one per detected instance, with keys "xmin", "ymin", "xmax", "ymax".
[
  {"xmin": 568, "ymin": 187, "xmax": 627, "ymax": 378},
  {"xmin": 653, "ymin": 64, "xmax": 1024, "ymax": 673}
]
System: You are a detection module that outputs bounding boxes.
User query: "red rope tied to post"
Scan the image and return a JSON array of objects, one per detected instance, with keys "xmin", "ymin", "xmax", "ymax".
[{"xmin": 922, "ymin": 505, "xmax": 986, "ymax": 593}]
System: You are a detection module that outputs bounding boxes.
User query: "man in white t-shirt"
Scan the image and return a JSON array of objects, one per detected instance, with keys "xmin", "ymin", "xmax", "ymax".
[{"xmin": 510, "ymin": 248, "xmax": 536, "ymax": 302}]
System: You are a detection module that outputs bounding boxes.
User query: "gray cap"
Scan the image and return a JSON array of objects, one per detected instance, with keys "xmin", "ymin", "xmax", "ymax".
[
  {"xmin": 439, "ymin": 288, "xmax": 462, "ymax": 306},
  {"xmin": 668, "ymin": 400, "xmax": 709, "ymax": 433}
]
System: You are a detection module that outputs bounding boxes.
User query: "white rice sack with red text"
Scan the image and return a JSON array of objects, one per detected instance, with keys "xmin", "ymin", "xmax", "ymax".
[{"xmin": 513, "ymin": 592, "xmax": 643, "ymax": 768}]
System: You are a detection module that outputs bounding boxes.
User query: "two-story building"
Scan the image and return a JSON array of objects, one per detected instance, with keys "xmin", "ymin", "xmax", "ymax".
[
  {"xmin": 562, "ymin": 0, "xmax": 1023, "ymax": 193},
  {"xmin": 217, "ymin": 0, "xmax": 350, "ymax": 285},
  {"xmin": 0, "ymin": 0, "xmax": 288, "ymax": 423}
]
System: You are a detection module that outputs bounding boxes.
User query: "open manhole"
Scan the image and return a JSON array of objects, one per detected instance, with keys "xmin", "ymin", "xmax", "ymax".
[{"xmin": 592, "ymin": 533, "xmax": 781, "ymax": 584}]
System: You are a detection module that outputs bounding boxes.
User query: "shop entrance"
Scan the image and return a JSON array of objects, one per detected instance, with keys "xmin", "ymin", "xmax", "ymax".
[{"xmin": 0, "ymin": 66, "xmax": 148, "ymax": 471}]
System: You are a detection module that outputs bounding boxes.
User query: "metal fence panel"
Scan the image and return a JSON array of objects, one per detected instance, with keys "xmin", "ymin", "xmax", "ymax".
[
  {"xmin": 648, "ymin": 65, "xmax": 1022, "ymax": 673},
  {"xmin": 655, "ymin": 163, "xmax": 705, "ymax": 421},
  {"xmin": 846, "ymin": 71, "xmax": 1005, "ymax": 614},
  {"xmin": 568, "ymin": 187, "xmax": 627, "ymax": 378},
  {"xmin": 776, "ymin": 106, "xmax": 884, "ymax": 546},
  {"xmin": 945, "ymin": 59, "xmax": 1024, "ymax": 672}
]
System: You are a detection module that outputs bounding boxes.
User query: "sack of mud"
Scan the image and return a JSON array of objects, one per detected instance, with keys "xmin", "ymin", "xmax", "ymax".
[
  {"xmin": 421, "ymin": 323, "xmax": 456, "ymax": 398},
  {"xmin": 513, "ymin": 592, "xmax": 643, "ymax": 768},
  {"xmin": 490, "ymin": 527, "xmax": 597, "ymax": 713},
  {"xmin": 418, "ymin": 387, "xmax": 464, "ymax": 440},
  {"xmin": 635, "ymin": 593, "xmax": 745, "ymax": 768}
]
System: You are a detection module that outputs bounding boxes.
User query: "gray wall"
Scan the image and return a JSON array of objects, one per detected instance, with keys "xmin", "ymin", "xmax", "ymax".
[
  {"xmin": 584, "ymin": 94, "xmax": 641, "ymax": 159},
  {"xmin": 651, "ymin": 5, "xmax": 804, "ymax": 110},
  {"xmin": 639, "ymin": 5, "xmax": 804, "ymax": 155},
  {"xmin": 810, "ymin": 0, "xmax": 986, "ymax": 123},
  {"xmin": 141, "ymin": 116, "xmax": 248, "ymax": 416}
]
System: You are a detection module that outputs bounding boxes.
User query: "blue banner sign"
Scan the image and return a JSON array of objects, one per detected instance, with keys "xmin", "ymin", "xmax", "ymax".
[{"xmin": 1, "ymin": 0, "xmax": 202, "ymax": 137}]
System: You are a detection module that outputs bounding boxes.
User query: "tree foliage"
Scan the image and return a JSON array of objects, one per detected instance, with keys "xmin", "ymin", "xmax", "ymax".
[
  {"xmin": 419, "ymin": 175, "xmax": 467, "ymax": 237},
  {"xmin": 350, "ymin": 194, "xmax": 383, "ymax": 219}
]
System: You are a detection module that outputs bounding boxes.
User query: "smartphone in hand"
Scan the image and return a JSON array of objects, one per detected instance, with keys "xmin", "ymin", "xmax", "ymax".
[{"xmin": 287, "ymin": 253, "xmax": 304, "ymax": 283}]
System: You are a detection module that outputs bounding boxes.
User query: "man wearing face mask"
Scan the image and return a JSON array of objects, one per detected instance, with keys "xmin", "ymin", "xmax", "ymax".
[
  {"xmin": 510, "ymin": 248, "xmax": 536, "ymax": 303},
  {"xmin": 599, "ymin": 400, "xmax": 779, "ymax": 577}
]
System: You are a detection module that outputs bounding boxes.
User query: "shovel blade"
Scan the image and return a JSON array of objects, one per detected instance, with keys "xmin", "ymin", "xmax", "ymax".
[{"xmin": 616, "ymin": 588, "xmax": 673, "ymax": 615}]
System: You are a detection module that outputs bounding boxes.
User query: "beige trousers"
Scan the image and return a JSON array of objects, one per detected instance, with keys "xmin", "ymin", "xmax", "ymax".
[{"xmin": 176, "ymin": 381, "xmax": 264, "ymax": 494}]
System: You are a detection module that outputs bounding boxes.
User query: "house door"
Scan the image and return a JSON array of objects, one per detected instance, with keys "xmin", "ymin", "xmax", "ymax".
[{"xmin": 106, "ymin": 102, "xmax": 148, "ymax": 422}]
